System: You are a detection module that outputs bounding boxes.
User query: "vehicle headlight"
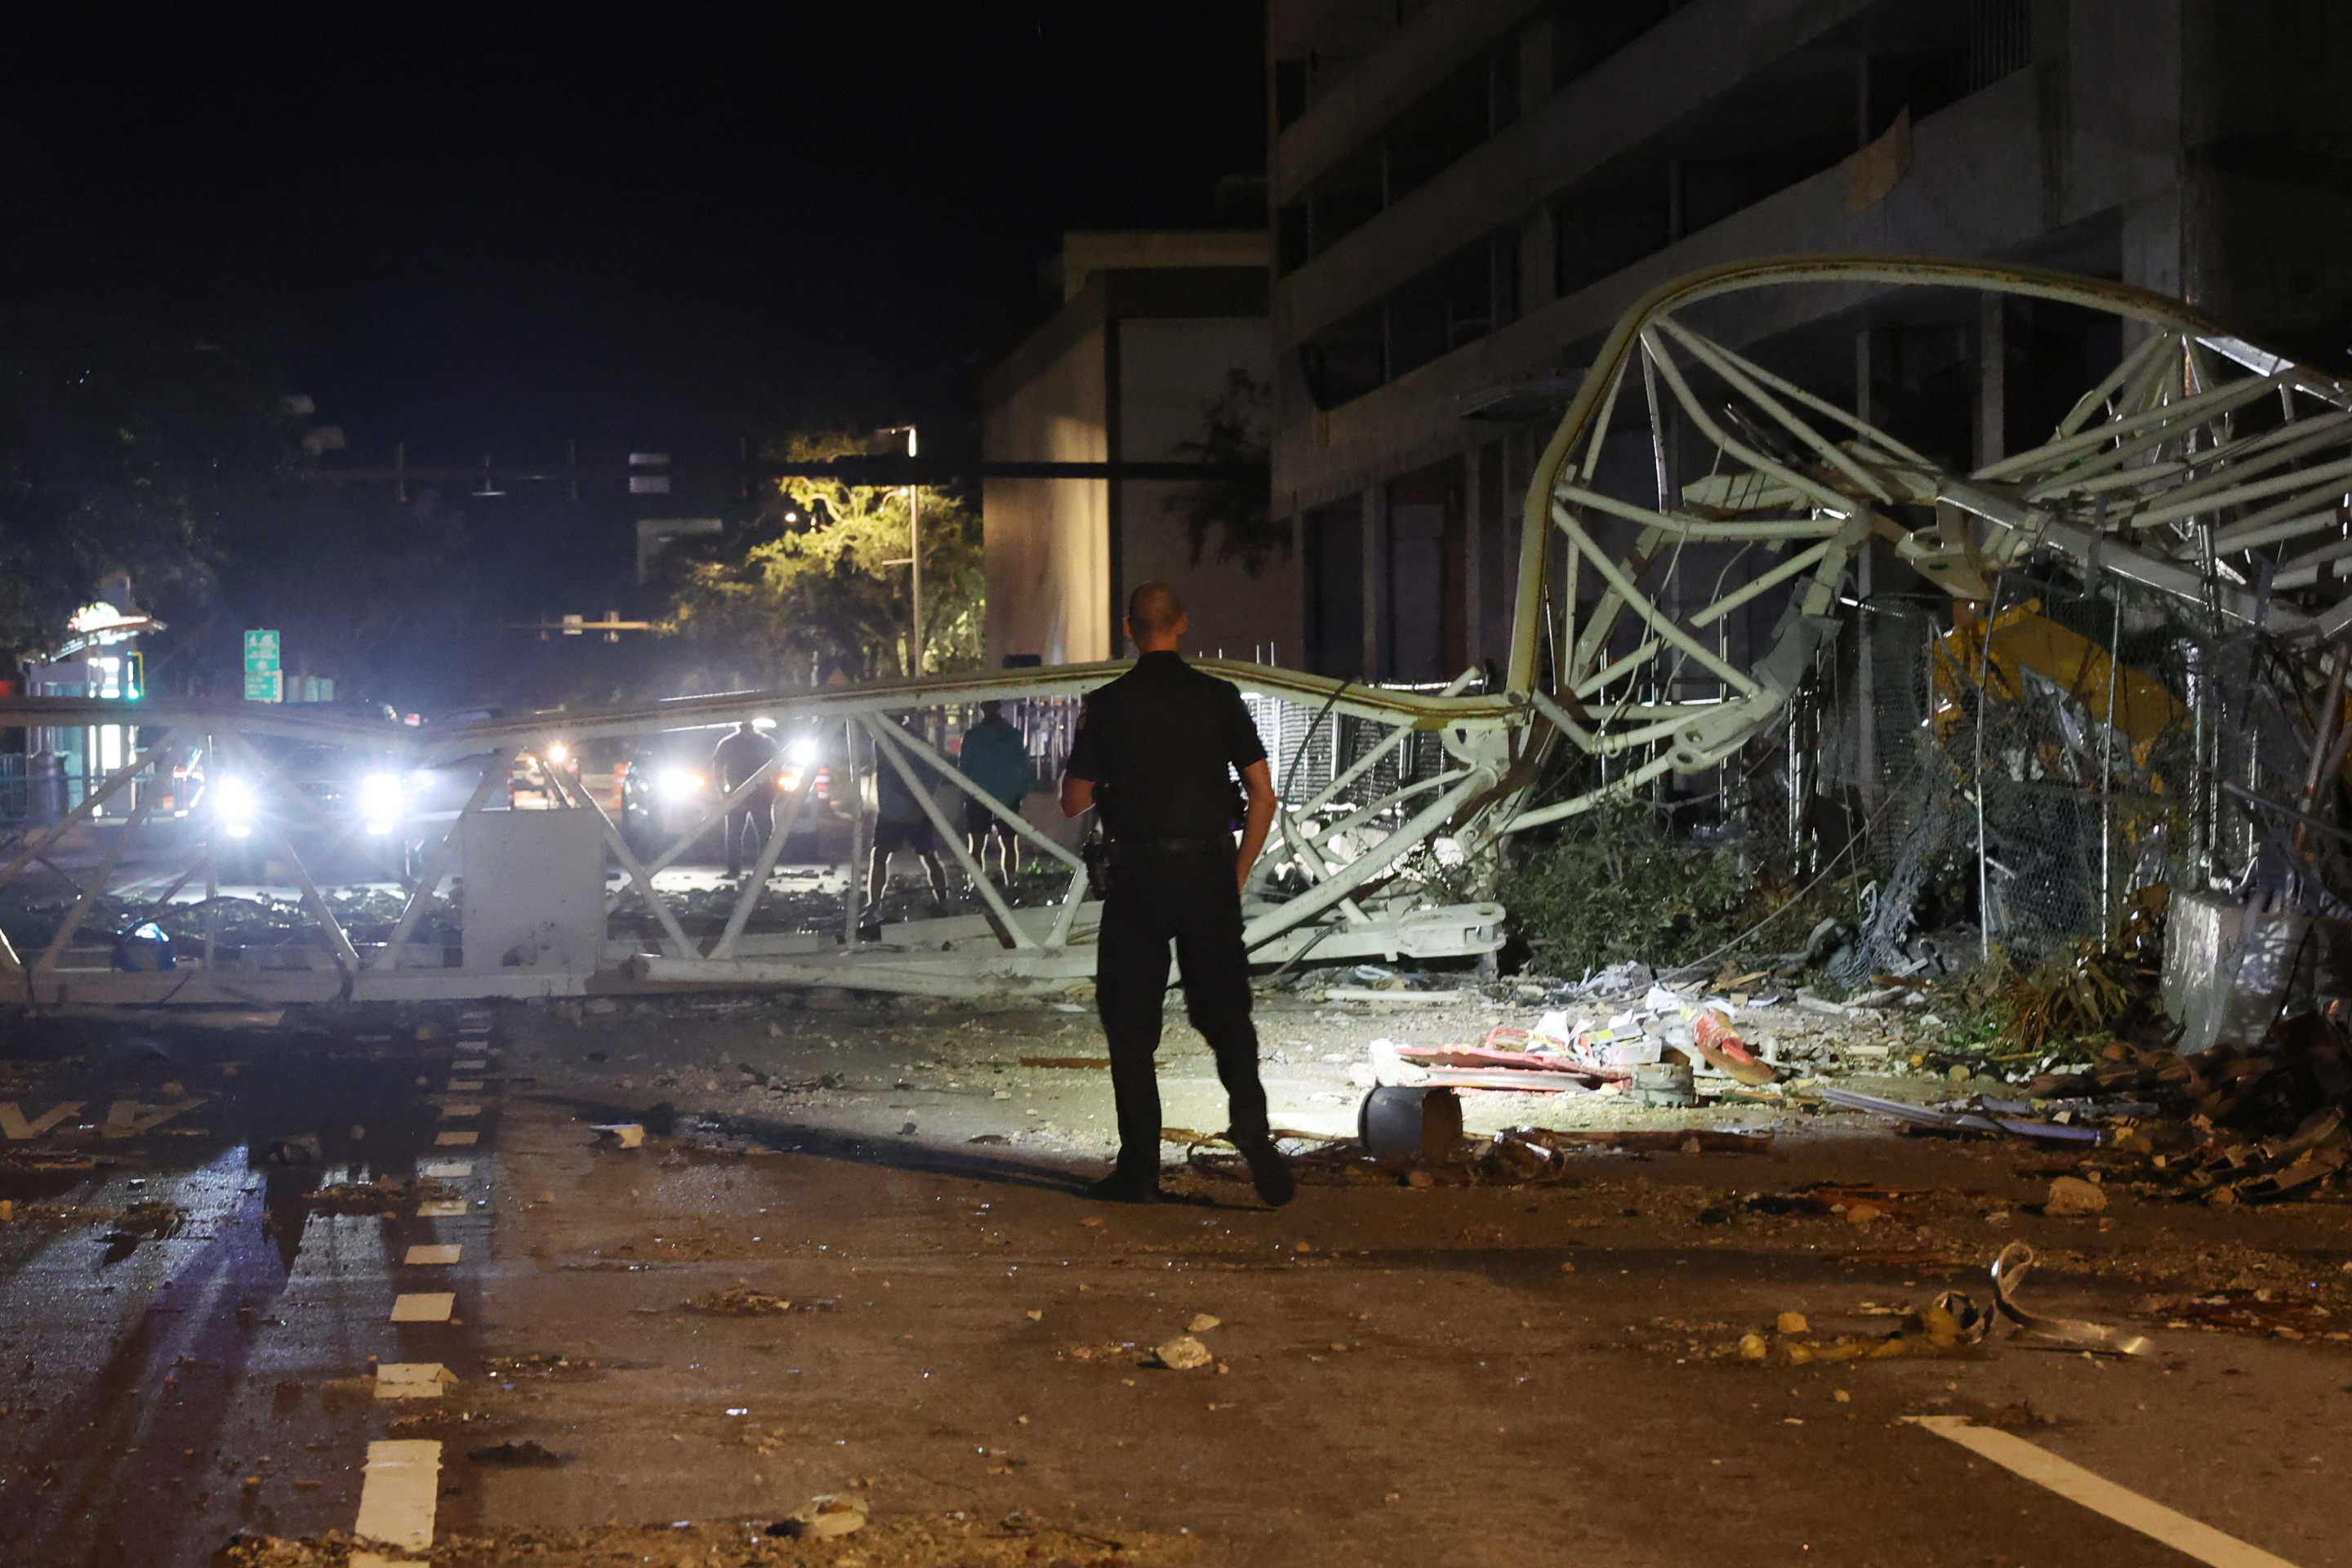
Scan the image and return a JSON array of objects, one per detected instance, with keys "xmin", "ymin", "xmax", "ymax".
[
  {"xmin": 213, "ymin": 775, "xmax": 257, "ymax": 837},
  {"xmin": 359, "ymin": 773, "xmax": 403, "ymax": 832},
  {"xmin": 657, "ymin": 768, "xmax": 704, "ymax": 801},
  {"xmin": 790, "ymin": 736, "xmax": 820, "ymax": 766},
  {"xmin": 545, "ymin": 740, "xmax": 570, "ymax": 766}
]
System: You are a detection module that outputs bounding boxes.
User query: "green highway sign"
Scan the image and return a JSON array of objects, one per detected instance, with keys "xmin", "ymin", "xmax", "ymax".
[{"xmin": 243, "ymin": 628, "xmax": 282, "ymax": 703}]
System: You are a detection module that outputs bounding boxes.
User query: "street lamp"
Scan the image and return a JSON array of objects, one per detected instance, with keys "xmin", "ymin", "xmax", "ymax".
[
  {"xmin": 879, "ymin": 425, "xmax": 922, "ymax": 675},
  {"xmin": 904, "ymin": 426, "xmax": 921, "ymax": 676}
]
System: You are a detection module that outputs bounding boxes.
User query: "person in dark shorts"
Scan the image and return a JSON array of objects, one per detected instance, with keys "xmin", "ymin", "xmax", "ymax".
[
  {"xmin": 1060, "ymin": 581, "xmax": 1293, "ymax": 1207},
  {"xmin": 956, "ymin": 699, "xmax": 1034, "ymax": 884},
  {"xmin": 864, "ymin": 715, "xmax": 949, "ymax": 931}
]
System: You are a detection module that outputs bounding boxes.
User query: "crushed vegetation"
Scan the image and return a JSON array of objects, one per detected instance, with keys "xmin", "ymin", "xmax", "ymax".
[{"xmin": 1499, "ymin": 801, "xmax": 1836, "ymax": 974}]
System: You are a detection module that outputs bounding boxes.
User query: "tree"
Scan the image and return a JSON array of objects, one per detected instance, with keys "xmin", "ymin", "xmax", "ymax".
[
  {"xmin": 1161, "ymin": 368, "xmax": 1281, "ymax": 576},
  {"xmin": 664, "ymin": 431, "xmax": 981, "ymax": 684},
  {"xmin": 0, "ymin": 310, "xmax": 300, "ymax": 662}
]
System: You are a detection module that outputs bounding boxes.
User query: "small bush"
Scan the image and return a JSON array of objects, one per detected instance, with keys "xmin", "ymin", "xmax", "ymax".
[{"xmin": 1498, "ymin": 801, "xmax": 1766, "ymax": 976}]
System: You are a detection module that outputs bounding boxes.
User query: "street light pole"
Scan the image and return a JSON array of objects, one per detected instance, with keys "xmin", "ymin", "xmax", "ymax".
[{"xmin": 906, "ymin": 425, "xmax": 922, "ymax": 676}]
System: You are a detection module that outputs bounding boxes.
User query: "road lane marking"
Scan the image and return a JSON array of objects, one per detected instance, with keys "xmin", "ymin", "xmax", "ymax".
[
  {"xmin": 444, "ymin": 1078, "xmax": 483, "ymax": 1092},
  {"xmin": 373, "ymin": 1363, "xmax": 453, "ymax": 1400},
  {"xmin": 438, "ymin": 1100, "xmax": 482, "ymax": 1118},
  {"xmin": 390, "ymin": 1292, "xmax": 455, "ymax": 1323},
  {"xmin": 416, "ymin": 1199, "xmax": 467, "ymax": 1217},
  {"xmin": 350, "ymin": 1556, "xmax": 425, "ymax": 1568},
  {"xmin": 100, "ymin": 1098, "xmax": 207, "ymax": 1138},
  {"xmin": 421, "ymin": 1159, "xmax": 472, "ymax": 1178},
  {"xmin": 1903, "ymin": 1416, "xmax": 2301, "ymax": 1567},
  {"xmin": 354, "ymin": 1438, "xmax": 441, "ymax": 1552},
  {"xmin": 0, "ymin": 1100, "xmax": 86, "ymax": 1139},
  {"xmin": 435, "ymin": 1130, "xmax": 478, "ymax": 1147},
  {"xmin": 453, "ymin": 1058, "xmax": 488, "ymax": 1071},
  {"xmin": 403, "ymin": 1244, "xmax": 462, "ymax": 1266}
]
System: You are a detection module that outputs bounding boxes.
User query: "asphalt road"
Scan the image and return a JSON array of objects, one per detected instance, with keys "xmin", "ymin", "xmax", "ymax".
[
  {"xmin": 5, "ymin": 996, "xmax": 2350, "ymax": 1566},
  {"xmin": 0, "ymin": 1013, "xmax": 492, "ymax": 1566}
]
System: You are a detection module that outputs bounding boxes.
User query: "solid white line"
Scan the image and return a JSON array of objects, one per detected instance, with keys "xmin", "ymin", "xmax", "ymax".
[
  {"xmin": 390, "ymin": 1292, "xmax": 455, "ymax": 1323},
  {"xmin": 353, "ymin": 1438, "xmax": 441, "ymax": 1553},
  {"xmin": 403, "ymin": 1243, "xmax": 461, "ymax": 1266},
  {"xmin": 1904, "ymin": 1417, "xmax": 2302, "ymax": 1567}
]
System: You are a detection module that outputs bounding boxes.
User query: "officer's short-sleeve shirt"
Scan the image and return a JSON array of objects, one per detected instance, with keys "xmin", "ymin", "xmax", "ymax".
[{"xmin": 1065, "ymin": 652, "xmax": 1267, "ymax": 836}]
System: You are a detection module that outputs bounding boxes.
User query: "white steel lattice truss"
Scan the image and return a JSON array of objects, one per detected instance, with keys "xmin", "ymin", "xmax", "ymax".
[{"xmin": 7, "ymin": 256, "xmax": 2351, "ymax": 1004}]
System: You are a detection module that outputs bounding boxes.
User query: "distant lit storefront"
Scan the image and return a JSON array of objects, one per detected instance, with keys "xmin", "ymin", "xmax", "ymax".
[{"xmin": 16, "ymin": 584, "xmax": 161, "ymax": 817}]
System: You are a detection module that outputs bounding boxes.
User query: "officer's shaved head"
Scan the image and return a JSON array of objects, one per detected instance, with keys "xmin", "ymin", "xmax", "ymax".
[{"xmin": 1126, "ymin": 581, "xmax": 1185, "ymax": 642}]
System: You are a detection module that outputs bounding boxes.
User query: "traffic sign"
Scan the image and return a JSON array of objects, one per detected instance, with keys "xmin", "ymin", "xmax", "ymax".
[{"xmin": 243, "ymin": 629, "xmax": 282, "ymax": 703}]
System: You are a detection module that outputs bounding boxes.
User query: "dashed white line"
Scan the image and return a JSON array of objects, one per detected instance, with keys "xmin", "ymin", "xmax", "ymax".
[
  {"xmin": 352, "ymin": 1438, "xmax": 442, "ymax": 1554},
  {"xmin": 372, "ymin": 1363, "xmax": 454, "ymax": 1400},
  {"xmin": 1904, "ymin": 1417, "xmax": 2301, "ymax": 1567},
  {"xmin": 402, "ymin": 1243, "xmax": 462, "ymax": 1266},
  {"xmin": 438, "ymin": 1100, "xmax": 482, "ymax": 1119},
  {"xmin": 415, "ymin": 1198, "xmax": 466, "ymax": 1218},
  {"xmin": 434, "ymin": 1130, "xmax": 478, "ymax": 1147},
  {"xmin": 389, "ymin": 1292, "xmax": 455, "ymax": 1323},
  {"xmin": 420, "ymin": 1159, "xmax": 472, "ymax": 1178}
]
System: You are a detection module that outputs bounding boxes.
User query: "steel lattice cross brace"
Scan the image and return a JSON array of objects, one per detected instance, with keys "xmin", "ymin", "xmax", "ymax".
[{"xmin": 10, "ymin": 256, "xmax": 2349, "ymax": 1004}]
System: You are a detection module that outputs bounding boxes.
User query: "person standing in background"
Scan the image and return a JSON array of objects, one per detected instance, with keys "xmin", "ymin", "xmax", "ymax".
[
  {"xmin": 711, "ymin": 720, "xmax": 779, "ymax": 879},
  {"xmin": 956, "ymin": 699, "xmax": 1034, "ymax": 884}
]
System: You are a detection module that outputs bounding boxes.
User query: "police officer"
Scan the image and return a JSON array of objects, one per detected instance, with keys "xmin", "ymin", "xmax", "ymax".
[{"xmin": 1060, "ymin": 581, "xmax": 1294, "ymax": 1206}]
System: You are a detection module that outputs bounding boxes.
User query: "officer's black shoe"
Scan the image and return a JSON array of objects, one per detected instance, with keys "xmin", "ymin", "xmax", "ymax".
[
  {"xmin": 1237, "ymin": 1137, "xmax": 1296, "ymax": 1208},
  {"xmin": 1082, "ymin": 1169, "xmax": 1160, "ymax": 1204}
]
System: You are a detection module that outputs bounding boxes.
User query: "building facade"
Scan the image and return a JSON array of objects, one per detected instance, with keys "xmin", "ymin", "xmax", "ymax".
[
  {"xmin": 1267, "ymin": 0, "xmax": 2352, "ymax": 682},
  {"xmin": 982, "ymin": 231, "xmax": 1294, "ymax": 669}
]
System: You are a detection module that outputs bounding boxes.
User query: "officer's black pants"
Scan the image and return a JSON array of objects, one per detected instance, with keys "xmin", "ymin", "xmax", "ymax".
[
  {"xmin": 724, "ymin": 801, "xmax": 773, "ymax": 875},
  {"xmin": 1095, "ymin": 844, "xmax": 1270, "ymax": 1178}
]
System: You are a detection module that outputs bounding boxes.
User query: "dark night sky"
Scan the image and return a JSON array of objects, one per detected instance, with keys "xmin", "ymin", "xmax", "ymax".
[{"xmin": 3, "ymin": 2, "xmax": 1267, "ymax": 464}]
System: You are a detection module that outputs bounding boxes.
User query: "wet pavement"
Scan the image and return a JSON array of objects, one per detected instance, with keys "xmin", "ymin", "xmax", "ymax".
[{"xmin": 0, "ymin": 1013, "xmax": 498, "ymax": 1566}]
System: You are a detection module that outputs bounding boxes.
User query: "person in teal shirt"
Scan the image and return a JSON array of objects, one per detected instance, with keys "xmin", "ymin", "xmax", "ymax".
[{"xmin": 957, "ymin": 700, "xmax": 1035, "ymax": 884}]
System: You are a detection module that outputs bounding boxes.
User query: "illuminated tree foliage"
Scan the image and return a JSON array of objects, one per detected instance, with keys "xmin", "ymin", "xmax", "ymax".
[{"xmin": 664, "ymin": 431, "xmax": 981, "ymax": 683}]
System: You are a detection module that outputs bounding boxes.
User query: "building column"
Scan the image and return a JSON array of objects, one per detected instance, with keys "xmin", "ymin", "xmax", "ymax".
[
  {"xmin": 1855, "ymin": 327, "xmax": 1878, "ymax": 811},
  {"xmin": 1462, "ymin": 443, "xmax": 1484, "ymax": 679},
  {"xmin": 1103, "ymin": 317, "xmax": 1126, "ymax": 655},
  {"xmin": 1976, "ymin": 293, "xmax": 2005, "ymax": 470},
  {"xmin": 1361, "ymin": 483, "xmax": 1388, "ymax": 680}
]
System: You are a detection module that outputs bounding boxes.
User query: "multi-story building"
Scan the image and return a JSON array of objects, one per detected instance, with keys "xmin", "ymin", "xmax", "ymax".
[
  {"xmin": 982, "ymin": 229, "xmax": 1291, "ymax": 670},
  {"xmin": 1267, "ymin": 0, "xmax": 2352, "ymax": 682}
]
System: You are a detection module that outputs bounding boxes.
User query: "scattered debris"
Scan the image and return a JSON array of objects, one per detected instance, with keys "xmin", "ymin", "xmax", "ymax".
[
  {"xmin": 467, "ymin": 1439, "xmax": 564, "ymax": 1467},
  {"xmin": 2042, "ymin": 1175, "xmax": 2108, "ymax": 1217},
  {"xmin": 1154, "ymin": 1335, "xmax": 1213, "ymax": 1371},
  {"xmin": 307, "ymin": 1177, "xmax": 457, "ymax": 1215},
  {"xmin": 1989, "ymin": 1242, "xmax": 2150, "ymax": 1356},
  {"xmin": 683, "ymin": 1286, "xmax": 811, "ymax": 1316},
  {"xmin": 592, "ymin": 1122, "xmax": 646, "ymax": 1150},
  {"xmin": 769, "ymin": 1494, "xmax": 869, "ymax": 1539}
]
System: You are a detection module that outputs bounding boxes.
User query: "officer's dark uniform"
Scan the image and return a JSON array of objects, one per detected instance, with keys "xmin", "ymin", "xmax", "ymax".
[{"xmin": 1065, "ymin": 651, "xmax": 1274, "ymax": 1188}]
